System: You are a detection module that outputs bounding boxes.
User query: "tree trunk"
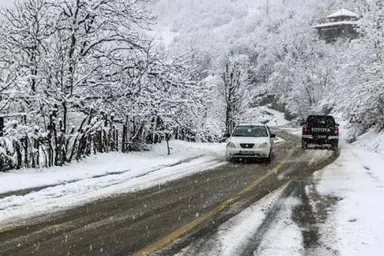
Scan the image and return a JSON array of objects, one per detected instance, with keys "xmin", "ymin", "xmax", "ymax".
[
  {"xmin": 122, "ymin": 125, "xmax": 127, "ymax": 153},
  {"xmin": 23, "ymin": 137, "xmax": 29, "ymax": 168},
  {"xmin": 15, "ymin": 141, "xmax": 22, "ymax": 169},
  {"xmin": 166, "ymin": 134, "xmax": 171, "ymax": 155}
]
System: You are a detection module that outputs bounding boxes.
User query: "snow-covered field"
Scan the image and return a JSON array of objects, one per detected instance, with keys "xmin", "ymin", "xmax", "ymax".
[{"xmin": 0, "ymin": 141, "xmax": 226, "ymax": 227}]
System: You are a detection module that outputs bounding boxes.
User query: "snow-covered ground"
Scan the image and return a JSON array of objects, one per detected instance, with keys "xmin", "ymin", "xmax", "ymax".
[
  {"xmin": 314, "ymin": 135, "xmax": 384, "ymax": 256},
  {"xmin": 353, "ymin": 130, "xmax": 384, "ymax": 155},
  {"xmin": 147, "ymin": 25, "xmax": 178, "ymax": 48},
  {"xmin": 0, "ymin": 141, "xmax": 224, "ymax": 194},
  {"xmin": 280, "ymin": 127, "xmax": 302, "ymax": 137},
  {"xmin": 241, "ymin": 106, "xmax": 290, "ymax": 127},
  {"xmin": 0, "ymin": 141, "xmax": 225, "ymax": 227}
]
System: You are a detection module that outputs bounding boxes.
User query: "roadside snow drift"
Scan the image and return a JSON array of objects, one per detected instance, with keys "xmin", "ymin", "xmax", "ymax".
[
  {"xmin": 314, "ymin": 144, "xmax": 384, "ymax": 256},
  {"xmin": 0, "ymin": 140, "xmax": 225, "ymax": 227},
  {"xmin": 241, "ymin": 106, "xmax": 289, "ymax": 127}
]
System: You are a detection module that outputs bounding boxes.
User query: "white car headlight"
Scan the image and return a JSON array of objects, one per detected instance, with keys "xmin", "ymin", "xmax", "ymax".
[
  {"xmin": 227, "ymin": 142, "xmax": 236, "ymax": 148},
  {"xmin": 258, "ymin": 142, "xmax": 268, "ymax": 148}
]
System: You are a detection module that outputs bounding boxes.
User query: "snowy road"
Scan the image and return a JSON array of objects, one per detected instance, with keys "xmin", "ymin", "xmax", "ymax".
[
  {"xmin": 174, "ymin": 131, "xmax": 384, "ymax": 256},
  {"xmin": 0, "ymin": 132, "xmax": 338, "ymax": 256}
]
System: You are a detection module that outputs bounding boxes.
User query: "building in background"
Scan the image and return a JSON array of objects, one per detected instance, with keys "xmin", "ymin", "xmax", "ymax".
[{"xmin": 314, "ymin": 8, "xmax": 360, "ymax": 43}]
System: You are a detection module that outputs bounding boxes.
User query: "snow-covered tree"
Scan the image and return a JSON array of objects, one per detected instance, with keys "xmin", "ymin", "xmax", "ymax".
[
  {"xmin": 218, "ymin": 54, "xmax": 252, "ymax": 134},
  {"xmin": 337, "ymin": 0, "xmax": 384, "ymax": 133},
  {"xmin": 150, "ymin": 0, "xmax": 384, "ymax": 136},
  {"xmin": 0, "ymin": 0, "xmax": 209, "ymax": 170}
]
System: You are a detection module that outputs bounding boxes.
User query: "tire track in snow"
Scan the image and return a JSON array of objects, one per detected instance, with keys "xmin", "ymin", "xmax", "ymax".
[{"xmin": 240, "ymin": 181, "xmax": 297, "ymax": 255}]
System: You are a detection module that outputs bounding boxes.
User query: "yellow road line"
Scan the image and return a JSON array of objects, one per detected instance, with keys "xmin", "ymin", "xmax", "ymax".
[{"xmin": 133, "ymin": 150, "xmax": 294, "ymax": 256}]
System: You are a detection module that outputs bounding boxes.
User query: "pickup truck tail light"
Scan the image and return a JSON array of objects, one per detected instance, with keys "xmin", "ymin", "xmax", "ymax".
[
  {"xmin": 332, "ymin": 125, "xmax": 339, "ymax": 135},
  {"xmin": 303, "ymin": 124, "xmax": 309, "ymax": 133}
]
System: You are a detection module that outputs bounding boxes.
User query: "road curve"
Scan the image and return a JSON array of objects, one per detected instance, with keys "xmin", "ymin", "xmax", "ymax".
[{"xmin": 0, "ymin": 131, "xmax": 338, "ymax": 256}]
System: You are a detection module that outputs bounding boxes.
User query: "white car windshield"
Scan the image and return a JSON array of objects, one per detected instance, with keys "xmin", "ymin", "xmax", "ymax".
[{"xmin": 232, "ymin": 126, "xmax": 268, "ymax": 137}]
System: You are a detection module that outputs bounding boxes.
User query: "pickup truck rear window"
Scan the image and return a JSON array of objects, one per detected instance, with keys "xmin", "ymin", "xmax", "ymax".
[{"xmin": 307, "ymin": 116, "xmax": 335, "ymax": 127}]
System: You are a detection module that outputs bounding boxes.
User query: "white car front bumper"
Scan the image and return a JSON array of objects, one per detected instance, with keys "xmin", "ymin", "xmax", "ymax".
[{"xmin": 226, "ymin": 147, "xmax": 270, "ymax": 159}]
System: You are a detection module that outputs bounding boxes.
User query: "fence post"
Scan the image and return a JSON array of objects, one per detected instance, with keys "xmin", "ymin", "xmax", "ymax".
[
  {"xmin": 23, "ymin": 137, "xmax": 29, "ymax": 168},
  {"xmin": 114, "ymin": 129, "xmax": 119, "ymax": 151},
  {"xmin": 32, "ymin": 137, "xmax": 39, "ymax": 168},
  {"xmin": 122, "ymin": 125, "xmax": 127, "ymax": 153},
  {"xmin": 48, "ymin": 106, "xmax": 57, "ymax": 167},
  {"xmin": 15, "ymin": 141, "xmax": 22, "ymax": 169},
  {"xmin": 0, "ymin": 117, "xmax": 3, "ymax": 137}
]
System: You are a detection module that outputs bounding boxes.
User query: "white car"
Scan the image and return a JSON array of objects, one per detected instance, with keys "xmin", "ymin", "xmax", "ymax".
[{"xmin": 225, "ymin": 124, "xmax": 276, "ymax": 162}]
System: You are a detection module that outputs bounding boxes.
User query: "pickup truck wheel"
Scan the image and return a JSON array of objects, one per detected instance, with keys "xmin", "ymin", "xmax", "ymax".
[
  {"xmin": 302, "ymin": 139, "xmax": 308, "ymax": 149},
  {"xmin": 331, "ymin": 141, "xmax": 339, "ymax": 150}
]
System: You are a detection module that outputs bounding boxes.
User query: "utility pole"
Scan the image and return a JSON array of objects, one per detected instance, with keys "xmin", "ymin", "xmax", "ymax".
[{"xmin": 266, "ymin": 0, "xmax": 269, "ymax": 16}]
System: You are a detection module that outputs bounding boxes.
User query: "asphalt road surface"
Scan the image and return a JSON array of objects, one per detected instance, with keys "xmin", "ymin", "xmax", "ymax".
[{"xmin": 0, "ymin": 131, "xmax": 339, "ymax": 256}]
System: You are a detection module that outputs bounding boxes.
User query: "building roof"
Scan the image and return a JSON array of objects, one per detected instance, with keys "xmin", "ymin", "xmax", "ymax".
[
  {"xmin": 327, "ymin": 9, "xmax": 359, "ymax": 19},
  {"xmin": 313, "ymin": 20, "xmax": 359, "ymax": 29}
]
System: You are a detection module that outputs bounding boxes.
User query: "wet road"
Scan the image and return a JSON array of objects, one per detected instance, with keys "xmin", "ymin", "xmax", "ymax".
[{"xmin": 0, "ymin": 131, "xmax": 338, "ymax": 256}]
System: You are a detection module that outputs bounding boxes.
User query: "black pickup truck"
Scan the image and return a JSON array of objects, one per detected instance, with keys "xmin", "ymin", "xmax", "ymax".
[{"xmin": 301, "ymin": 115, "xmax": 339, "ymax": 149}]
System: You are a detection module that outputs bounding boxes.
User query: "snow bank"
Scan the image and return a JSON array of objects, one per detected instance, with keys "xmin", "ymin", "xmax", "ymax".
[
  {"xmin": 315, "ymin": 144, "xmax": 384, "ymax": 256},
  {"xmin": 0, "ymin": 140, "xmax": 226, "ymax": 226},
  {"xmin": 240, "ymin": 106, "xmax": 289, "ymax": 127},
  {"xmin": 280, "ymin": 127, "xmax": 301, "ymax": 137},
  {"xmin": 353, "ymin": 130, "xmax": 384, "ymax": 156},
  {"xmin": 0, "ymin": 140, "xmax": 225, "ymax": 194}
]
